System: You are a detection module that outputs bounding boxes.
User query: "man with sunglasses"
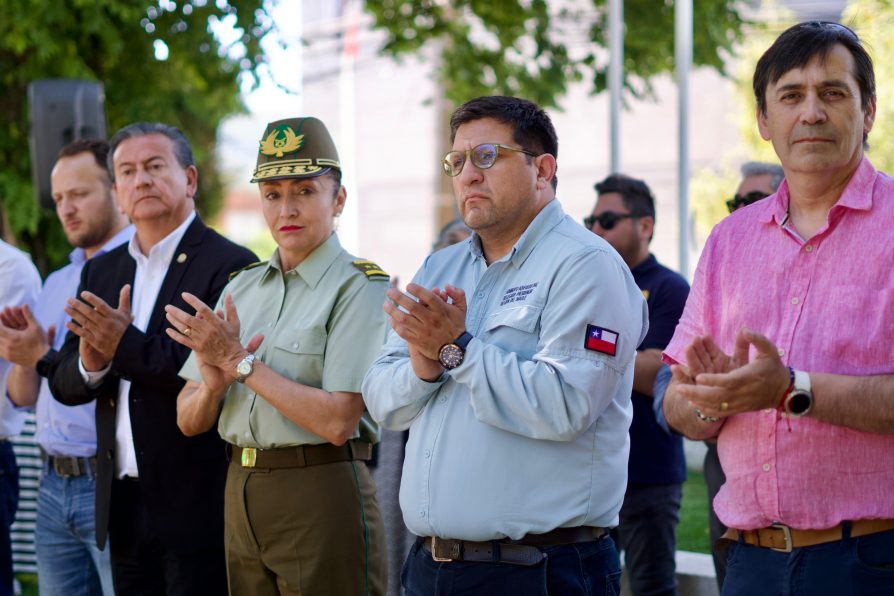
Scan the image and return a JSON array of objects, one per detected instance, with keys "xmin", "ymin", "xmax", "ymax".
[
  {"xmin": 587, "ymin": 174, "xmax": 689, "ymax": 596},
  {"xmin": 663, "ymin": 22, "xmax": 894, "ymax": 594},
  {"xmin": 726, "ymin": 162, "xmax": 784, "ymax": 213},
  {"xmin": 363, "ymin": 96, "xmax": 647, "ymax": 594}
]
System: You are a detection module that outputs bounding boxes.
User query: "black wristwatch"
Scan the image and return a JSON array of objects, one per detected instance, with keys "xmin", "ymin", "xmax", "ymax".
[
  {"xmin": 35, "ymin": 349, "xmax": 59, "ymax": 378},
  {"xmin": 437, "ymin": 332, "xmax": 473, "ymax": 370}
]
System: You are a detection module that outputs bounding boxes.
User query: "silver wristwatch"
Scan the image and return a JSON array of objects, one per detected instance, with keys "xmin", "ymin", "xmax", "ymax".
[{"xmin": 235, "ymin": 353, "xmax": 256, "ymax": 383}]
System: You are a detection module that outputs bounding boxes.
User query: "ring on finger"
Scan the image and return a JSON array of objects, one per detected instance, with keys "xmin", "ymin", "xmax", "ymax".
[
  {"xmin": 720, "ymin": 401, "xmax": 729, "ymax": 412},
  {"xmin": 182, "ymin": 326, "xmax": 192, "ymax": 337}
]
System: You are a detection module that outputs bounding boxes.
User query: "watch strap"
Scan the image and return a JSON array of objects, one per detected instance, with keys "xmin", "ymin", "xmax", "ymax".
[
  {"xmin": 454, "ymin": 331, "xmax": 473, "ymax": 351},
  {"xmin": 36, "ymin": 348, "xmax": 59, "ymax": 378}
]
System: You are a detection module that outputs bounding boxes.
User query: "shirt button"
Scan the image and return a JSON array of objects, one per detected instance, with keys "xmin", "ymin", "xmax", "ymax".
[
  {"xmin": 763, "ymin": 408, "xmax": 774, "ymax": 414},
  {"xmin": 805, "ymin": 244, "xmax": 814, "ymax": 252},
  {"xmin": 292, "ymin": 342, "xmax": 299, "ymax": 349},
  {"xmin": 419, "ymin": 510, "xmax": 426, "ymax": 517},
  {"xmin": 477, "ymin": 292, "xmax": 484, "ymax": 298},
  {"xmin": 424, "ymin": 449, "xmax": 431, "ymax": 458},
  {"xmin": 440, "ymin": 396, "xmax": 447, "ymax": 404},
  {"xmin": 791, "ymin": 297, "xmax": 799, "ymax": 305},
  {"xmin": 762, "ymin": 463, "xmax": 771, "ymax": 472},
  {"xmin": 778, "ymin": 348, "xmax": 785, "ymax": 357}
]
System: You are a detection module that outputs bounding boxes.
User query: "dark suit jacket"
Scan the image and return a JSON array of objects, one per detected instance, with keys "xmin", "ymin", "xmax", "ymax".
[{"xmin": 48, "ymin": 217, "xmax": 256, "ymax": 551}]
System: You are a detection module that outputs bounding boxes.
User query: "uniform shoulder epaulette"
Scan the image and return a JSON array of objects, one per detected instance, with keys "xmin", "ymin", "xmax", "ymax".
[
  {"xmin": 229, "ymin": 260, "xmax": 266, "ymax": 281},
  {"xmin": 351, "ymin": 259, "xmax": 390, "ymax": 281}
]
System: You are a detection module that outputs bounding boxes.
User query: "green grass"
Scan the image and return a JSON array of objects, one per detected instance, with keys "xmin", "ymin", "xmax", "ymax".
[
  {"xmin": 677, "ymin": 470, "xmax": 712, "ymax": 554},
  {"xmin": 16, "ymin": 573, "xmax": 38, "ymax": 596}
]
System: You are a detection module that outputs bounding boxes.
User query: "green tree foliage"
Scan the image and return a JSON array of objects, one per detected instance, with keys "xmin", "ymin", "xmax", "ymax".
[
  {"xmin": 0, "ymin": 0, "xmax": 269, "ymax": 273},
  {"xmin": 364, "ymin": 0, "xmax": 746, "ymax": 108}
]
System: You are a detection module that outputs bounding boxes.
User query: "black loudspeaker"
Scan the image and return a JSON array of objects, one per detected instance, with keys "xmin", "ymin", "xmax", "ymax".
[{"xmin": 28, "ymin": 79, "xmax": 107, "ymax": 209}]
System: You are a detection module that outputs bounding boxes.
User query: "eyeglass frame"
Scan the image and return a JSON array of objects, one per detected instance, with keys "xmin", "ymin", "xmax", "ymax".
[
  {"xmin": 442, "ymin": 143, "xmax": 539, "ymax": 177},
  {"xmin": 583, "ymin": 211, "xmax": 639, "ymax": 231},
  {"xmin": 726, "ymin": 191, "xmax": 770, "ymax": 213}
]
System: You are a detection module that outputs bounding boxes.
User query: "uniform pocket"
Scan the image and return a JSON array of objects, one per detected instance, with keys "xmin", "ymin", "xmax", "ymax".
[{"xmin": 270, "ymin": 327, "xmax": 327, "ymax": 383}]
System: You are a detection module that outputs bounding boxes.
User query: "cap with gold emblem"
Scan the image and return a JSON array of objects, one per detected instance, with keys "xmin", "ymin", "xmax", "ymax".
[{"xmin": 250, "ymin": 117, "xmax": 341, "ymax": 183}]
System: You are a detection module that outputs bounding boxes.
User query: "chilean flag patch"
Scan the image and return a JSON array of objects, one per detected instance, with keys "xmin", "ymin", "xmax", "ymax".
[{"xmin": 585, "ymin": 325, "xmax": 618, "ymax": 356}]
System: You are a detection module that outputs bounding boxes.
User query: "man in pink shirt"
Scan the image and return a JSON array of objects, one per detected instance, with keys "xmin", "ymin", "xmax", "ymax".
[{"xmin": 663, "ymin": 21, "xmax": 894, "ymax": 595}]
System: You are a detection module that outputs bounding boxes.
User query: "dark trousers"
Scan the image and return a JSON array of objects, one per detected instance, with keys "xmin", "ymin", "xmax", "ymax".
[
  {"xmin": 0, "ymin": 442, "xmax": 18, "ymax": 596},
  {"xmin": 611, "ymin": 482, "xmax": 682, "ymax": 596},
  {"xmin": 109, "ymin": 477, "xmax": 227, "ymax": 596},
  {"xmin": 704, "ymin": 442, "xmax": 728, "ymax": 589},
  {"xmin": 402, "ymin": 534, "xmax": 621, "ymax": 596},
  {"xmin": 722, "ymin": 527, "xmax": 894, "ymax": 596}
]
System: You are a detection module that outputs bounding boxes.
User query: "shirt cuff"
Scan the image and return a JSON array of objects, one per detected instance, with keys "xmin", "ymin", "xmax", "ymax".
[{"xmin": 79, "ymin": 358, "xmax": 111, "ymax": 388}]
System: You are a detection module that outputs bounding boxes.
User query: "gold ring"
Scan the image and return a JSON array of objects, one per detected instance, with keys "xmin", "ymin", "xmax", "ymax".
[
  {"xmin": 182, "ymin": 327, "xmax": 191, "ymax": 337},
  {"xmin": 720, "ymin": 401, "xmax": 729, "ymax": 412}
]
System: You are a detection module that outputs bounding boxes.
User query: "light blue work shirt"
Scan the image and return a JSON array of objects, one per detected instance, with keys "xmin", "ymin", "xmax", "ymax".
[
  {"xmin": 362, "ymin": 199, "xmax": 648, "ymax": 541},
  {"xmin": 35, "ymin": 226, "xmax": 134, "ymax": 456}
]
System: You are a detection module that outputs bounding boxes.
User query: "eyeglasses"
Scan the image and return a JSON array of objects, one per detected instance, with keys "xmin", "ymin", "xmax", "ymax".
[
  {"xmin": 442, "ymin": 143, "xmax": 538, "ymax": 177},
  {"xmin": 583, "ymin": 212, "xmax": 636, "ymax": 230},
  {"xmin": 726, "ymin": 191, "xmax": 769, "ymax": 213}
]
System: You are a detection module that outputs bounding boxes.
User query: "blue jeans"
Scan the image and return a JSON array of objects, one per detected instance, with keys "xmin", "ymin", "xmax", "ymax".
[
  {"xmin": 35, "ymin": 462, "xmax": 114, "ymax": 596},
  {"xmin": 611, "ymin": 482, "xmax": 682, "ymax": 596},
  {"xmin": 722, "ymin": 527, "xmax": 894, "ymax": 596},
  {"xmin": 402, "ymin": 535, "xmax": 621, "ymax": 595},
  {"xmin": 0, "ymin": 442, "xmax": 18, "ymax": 596}
]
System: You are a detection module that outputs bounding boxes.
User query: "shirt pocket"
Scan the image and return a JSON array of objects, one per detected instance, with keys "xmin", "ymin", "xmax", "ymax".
[
  {"xmin": 821, "ymin": 285, "xmax": 893, "ymax": 373},
  {"xmin": 481, "ymin": 304, "xmax": 542, "ymax": 359},
  {"xmin": 269, "ymin": 327, "xmax": 327, "ymax": 386}
]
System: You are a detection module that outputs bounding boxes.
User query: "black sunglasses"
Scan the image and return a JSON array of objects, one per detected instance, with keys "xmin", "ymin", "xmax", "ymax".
[
  {"xmin": 583, "ymin": 212, "xmax": 636, "ymax": 230},
  {"xmin": 726, "ymin": 191, "xmax": 769, "ymax": 213}
]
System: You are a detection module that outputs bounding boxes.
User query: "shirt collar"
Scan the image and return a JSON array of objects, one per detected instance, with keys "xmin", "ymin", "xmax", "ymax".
[
  {"xmin": 467, "ymin": 199, "xmax": 564, "ymax": 268},
  {"xmin": 127, "ymin": 211, "xmax": 196, "ymax": 266},
  {"xmin": 263, "ymin": 232, "xmax": 342, "ymax": 289},
  {"xmin": 760, "ymin": 156, "xmax": 876, "ymax": 225},
  {"xmin": 70, "ymin": 224, "xmax": 136, "ymax": 266},
  {"xmin": 630, "ymin": 253, "xmax": 657, "ymax": 277}
]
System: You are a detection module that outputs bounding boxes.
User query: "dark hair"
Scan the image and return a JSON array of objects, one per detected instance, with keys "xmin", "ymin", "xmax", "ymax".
[
  {"xmin": 449, "ymin": 96, "xmax": 559, "ymax": 190},
  {"xmin": 753, "ymin": 21, "xmax": 875, "ymax": 116},
  {"xmin": 57, "ymin": 138, "xmax": 111, "ymax": 176},
  {"xmin": 594, "ymin": 174, "xmax": 656, "ymax": 221},
  {"xmin": 108, "ymin": 122, "xmax": 195, "ymax": 182}
]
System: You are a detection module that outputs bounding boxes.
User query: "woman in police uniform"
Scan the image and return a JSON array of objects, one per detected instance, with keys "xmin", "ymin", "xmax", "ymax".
[{"xmin": 166, "ymin": 117, "xmax": 388, "ymax": 595}]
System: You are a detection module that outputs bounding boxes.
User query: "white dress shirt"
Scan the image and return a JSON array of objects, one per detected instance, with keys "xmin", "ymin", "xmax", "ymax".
[{"xmin": 81, "ymin": 212, "xmax": 195, "ymax": 477}]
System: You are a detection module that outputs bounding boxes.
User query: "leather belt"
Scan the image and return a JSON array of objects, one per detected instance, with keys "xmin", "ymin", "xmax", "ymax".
[
  {"xmin": 44, "ymin": 454, "xmax": 97, "ymax": 478},
  {"xmin": 723, "ymin": 519, "xmax": 894, "ymax": 553},
  {"xmin": 421, "ymin": 526, "xmax": 607, "ymax": 566},
  {"xmin": 232, "ymin": 441, "xmax": 372, "ymax": 469}
]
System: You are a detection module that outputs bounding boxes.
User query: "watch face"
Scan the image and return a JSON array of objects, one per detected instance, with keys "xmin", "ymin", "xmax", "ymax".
[
  {"xmin": 438, "ymin": 344, "xmax": 464, "ymax": 370},
  {"xmin": 786, "ymin": 390, "xmax": 812, "ymax": 416},
  {"xmin": 236, "ymin": 361, "xmax": 252, "ymax": 377}
]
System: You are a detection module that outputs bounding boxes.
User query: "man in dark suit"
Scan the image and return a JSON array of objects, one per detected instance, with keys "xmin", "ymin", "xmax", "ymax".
[{"xmin": 48, "ymin": 122, "xmax": 256, "ymax": 595}]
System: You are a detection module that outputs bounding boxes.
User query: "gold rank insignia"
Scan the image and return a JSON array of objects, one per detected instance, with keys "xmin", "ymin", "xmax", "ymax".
[
  {"xmin": 352, "ymin": 260, "xmax": 389, "ymax": 281},
  {"xmin": 259, "ymin": 125, "xmax": 304, "ymax": 158},
  {"xmin": 642, "ymin": 289, "xmax": 649, "ymax": 300},
  {"xmin": 229, "ymin": 260, "xmax": 266, "ymax": 281}
]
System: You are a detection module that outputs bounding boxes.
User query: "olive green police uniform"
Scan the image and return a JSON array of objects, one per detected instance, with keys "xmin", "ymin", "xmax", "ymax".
[{"xmin": 180, "ymin": 117, "xmax": 388, "ymax": 596}]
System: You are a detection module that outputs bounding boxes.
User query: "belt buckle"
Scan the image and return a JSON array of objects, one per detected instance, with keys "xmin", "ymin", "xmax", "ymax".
[
  {"xmin": 768, "ymin": 523, "xmax": 793, "ymax": 553},
  {"xmin": 241, "ymin": 447, "xmax": 257, "ymax": 468},
  {"xmin": 430, "ymin": 537, "xmax": 460, "ymax": 562}
]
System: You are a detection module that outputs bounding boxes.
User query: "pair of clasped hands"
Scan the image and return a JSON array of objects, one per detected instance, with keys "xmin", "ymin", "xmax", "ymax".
[
  {"xmin": 51, "ymin": 286, "xmax": 260, "ymax": 389},
  {"xmin": 56, "ymin": 281, "xmax": 467, "ymax": 387},
  {"xmin": 672, "ymin": 327, "xmax": 793, "ymax": 421}
]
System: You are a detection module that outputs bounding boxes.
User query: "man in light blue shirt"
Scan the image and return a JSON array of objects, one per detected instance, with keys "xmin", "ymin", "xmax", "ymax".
[
  {"xmin": 362, "ymin": 96, "xmax": 648, "ymax": 594},
  {"xmin": 0, "ymin": 139, "xmax": 131, "ymax": 595}
]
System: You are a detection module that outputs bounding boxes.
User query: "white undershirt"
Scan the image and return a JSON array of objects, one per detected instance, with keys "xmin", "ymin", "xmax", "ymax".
[{"xmin": 80, "ymin": 212, "xmax": 195, "ymax": 478}]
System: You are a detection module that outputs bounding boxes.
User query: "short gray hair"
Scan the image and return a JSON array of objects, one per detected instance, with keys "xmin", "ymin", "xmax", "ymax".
[
  {"xmin": 108, "ymin": 122, "xmax": 195, "ymax": 182},
  {"xmin": 740, "ymin": 161, "xmax": 784, "ymax": 191}
]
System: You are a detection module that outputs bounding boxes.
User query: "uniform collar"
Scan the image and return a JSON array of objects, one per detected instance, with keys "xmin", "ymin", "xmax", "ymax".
[
  {"xmin": 264, "ymin": 232, "xmax": 342, "ymax": 289},
  {"xmin": 630, "ymin": 253, "xmax": 658, "ymax": 277}
]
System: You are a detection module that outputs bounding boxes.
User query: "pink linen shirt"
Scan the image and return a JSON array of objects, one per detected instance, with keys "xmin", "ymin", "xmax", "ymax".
[{"xmin": 664, "ymin": 157, "xmax": 894, "ymax": 531}]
